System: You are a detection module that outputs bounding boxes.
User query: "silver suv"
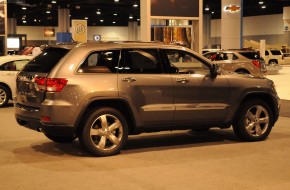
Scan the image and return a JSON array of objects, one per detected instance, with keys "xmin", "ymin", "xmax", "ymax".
[
  {"xmin": 203, "ymin": 50, "xmax": 267, "ymax": 77},
  {"xmin": 15, "ymin": 42, "xmax": 280, "ymax": 157}
]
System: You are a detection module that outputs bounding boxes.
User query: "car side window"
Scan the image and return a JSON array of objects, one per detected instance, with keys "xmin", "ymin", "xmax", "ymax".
[
  {"xmin": 164, "ymin": 49, "xmax": 210, "ymax": 75},
  {"xmin": 77, "ymin": 50, "xmax": 120, "ymax": 73},
  {"xmin": 0, "ymin": 60, "xmax": 30, "ymax": 71},
  {"xmin": 120, "ymin": 49, "xmax": 163, "ymax": 74}
]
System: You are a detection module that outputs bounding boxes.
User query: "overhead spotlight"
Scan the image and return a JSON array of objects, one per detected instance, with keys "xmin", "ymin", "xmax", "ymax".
[
  {"xmin": 114, "ymin": 13, "xmax": 117, "ymax": 16},
  {"xmin": 76, "ymin": 5, "xmax": 80, "ymax": 9},
  {"xmin": 129, "ymin": 14, "xmax": 133, "ymax": 19},
  {"xmin": 100, "ymin": 19, "xmax": 104, "ymax": 22},
  {"xmin": 46, "ymin": 10, "xmax": 51, "ymax": 14},
  {"xmin": 112, "ymin": 21, "xmax": 116, "ymax": 24},
  {"xmin": 52, "ymin": 0, "xmax": 57, "ymax": 3},
  {"xmin": 22, "ymin": 7, "xmax": 26, "ymax": 10},
  {"xmin": 22, "ymin": 20, "xmax": 27, "ymax": 23},
  {"xmin": 85, "ymin": 17, "xmax": 88, "ymax": 20},
  {"xmin": 261, "ymin": 5, "xmax": 266, "ymax": 9},
  {"xmin": 259, "ymin": 1, "xmax": 264, "ymax": 5},
  {"xmin": 96, "ymin": 9, "xmax": 101, "ymax": 15},
  {"xmin": 205, "ymin": 5, "xmax": 210, "ymax": 11},
  {"xmin": 133, "ymin": 2, "xmax": 138, "ymax": 7},
  {"xmin": 211, "ymin": 11, "xmax": 214, "ymax": 14},
  {"xmin": 114, "ymin": 0, "xmax": 119, "ymax": 2}
]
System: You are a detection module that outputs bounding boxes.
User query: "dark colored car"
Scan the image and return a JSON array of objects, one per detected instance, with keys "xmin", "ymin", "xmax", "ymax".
[{"xmin": 15, "ymin": 42, "xmax": 280, "ymax": 156}]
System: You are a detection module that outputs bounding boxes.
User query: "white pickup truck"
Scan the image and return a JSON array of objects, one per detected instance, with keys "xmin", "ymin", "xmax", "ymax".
[{"xmin": 0, "ymin": 55, "xmax": 33, "ymax": 107}]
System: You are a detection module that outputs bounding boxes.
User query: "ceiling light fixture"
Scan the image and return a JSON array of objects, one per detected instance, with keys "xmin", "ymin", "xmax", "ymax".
[
  {"xmin": 112, "ymin": 21, "xmax": 116, "ymax": 24},
  {"xmin": 100, "ymin": 19, "xmax": 104, "ymax": 22},
  {"xmin": 96, "ymin": 9, "xmax": 101, "ymax": 15},
  {"xmin": 259, "ymin": 1, "xmax": 264, "ymax": 5},
  {"xmin": 46, "ymin": 10, "xmax": 51, "ymax": 14},
  {"xmin": 22, "ymin": 7, "xmax": 26, "ymax": 10},
  {"xmin": 114, "ymin": 0, "xmax": 119, "ymax": 2},
  {"xmin": 52, "ymin": 0, "xmax": 57, "ymax": 3},
  {"xmin": 114, "ymin": 13, "xmax": 117, "ymax": 16},
  {"xmin": 205, "ymin": 5, "xmax": 210, "ymax": 11},
  {"xmin": 261, "ymin": 5, "xmax": 266, "ymax": 9},
  {"xmin": 129, "ymin": 14, "xmax": 133, "ymax": 19},
  {"xmin": 85, "ymin": 17, "xmax": 88, "ymax": 20},
  {"xmin": 133, "ymin": 2, "xmax": 138, "ymax": 7},
  {"xmin": 76, "ymin": 5, "xmax": 80, "ymax": 9}
]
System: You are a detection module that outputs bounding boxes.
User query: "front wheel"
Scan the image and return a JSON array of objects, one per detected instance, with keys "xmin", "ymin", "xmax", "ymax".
[
  {"xmin": 233, "ymin": 99, "xmax": 273, "ymax": 141},
  {"xmin": 78, "ymin": 107, "xmax": 129, "ymax": 157}
]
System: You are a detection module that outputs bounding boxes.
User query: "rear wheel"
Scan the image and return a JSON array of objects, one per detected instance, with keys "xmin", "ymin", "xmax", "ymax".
[
  {"xmin": 233, "ymin": 99, "xmax": 273, "ymax": 141},
  {"xmin": 0, "ymin": 85, "xmax": 10, "ymax": 107},
  {"xmin": 44, "ymin": 134, "xmax": 76, "ymax": 143},
  {"xmin": 268, "ymin": 60, "xmax": 278, "ymax": 66},
  {"xmin": 78, "ymin": 107, "xmax": 128, "ymax": 157}
]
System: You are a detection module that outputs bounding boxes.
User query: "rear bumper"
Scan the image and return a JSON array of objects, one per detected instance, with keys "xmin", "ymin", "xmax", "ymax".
[{"xmin": 15, "ymin": 114, "xmax": 75, "ymax": 137}]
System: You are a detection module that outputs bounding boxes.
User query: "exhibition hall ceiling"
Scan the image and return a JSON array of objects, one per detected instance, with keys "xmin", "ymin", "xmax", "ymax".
[{"xmin": 6, "ymin": 0, "xmax": 290, "ymax": 26}]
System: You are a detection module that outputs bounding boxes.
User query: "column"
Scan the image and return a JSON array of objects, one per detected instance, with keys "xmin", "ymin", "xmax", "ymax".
[
  {"xmin": 128, "ymin": 21, "xmax": 138, "ymax": 41},
  {"xmin": 221, "ymin": 0, "xmax": 242, "ymax": 49},
  {"xmin": 283, "ymin": 7, "xmax": 290, "ymax": 47},
  {"xmin": 140, "ymin": 0, "xmax": 151, "ymax": 42}
]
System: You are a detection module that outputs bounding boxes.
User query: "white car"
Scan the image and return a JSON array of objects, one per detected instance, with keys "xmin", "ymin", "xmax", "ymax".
[
  {"xmin": 0, "ymin": 55, "xmax": 33, "ymax": 107},
  {"xmin": 264, "ymin": 49, "xmax": 285, "ymax": 65}
]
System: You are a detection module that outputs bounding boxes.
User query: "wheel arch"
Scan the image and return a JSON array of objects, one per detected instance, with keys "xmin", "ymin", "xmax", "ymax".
[
  {"xmin": 235, "ymin": 68, "xmax": 250, "ymax": 74},
  {"xmin": 268, "ymin": 59, "xmax": 278, "ymax": 64},
  {"xmin": 75, "ymin": 98, "xmax": 136, "ymax": 136},
  {"xmin": 232, "ymin": 92, "xmax": 278, "ymax": 125}
]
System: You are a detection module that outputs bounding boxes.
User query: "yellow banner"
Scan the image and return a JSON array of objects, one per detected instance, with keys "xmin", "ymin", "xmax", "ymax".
[{"xmin": 72, "ymin": 20, "xmax": 87, "ymax": 43}]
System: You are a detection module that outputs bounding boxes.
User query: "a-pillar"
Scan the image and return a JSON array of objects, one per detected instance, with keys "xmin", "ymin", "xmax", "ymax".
[{"xmin": 221, "ymin": 0, "xmax": 242, "ymax": 49}]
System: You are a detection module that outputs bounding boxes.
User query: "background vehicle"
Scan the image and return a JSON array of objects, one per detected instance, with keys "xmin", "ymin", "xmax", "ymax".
[
  {"xmin": 203, "ymin": 49, "xmax": 267, "ymax": 77},
  {"xmin": 15, "ymin": 42, "xmax": 280, "ymax": 157},
  {"xmin": 0, "ymin": 55, "xmax": 33, "ymax": 107},
  {"xmin": 264, "ymin": 49, "xmax": 284, "ymax": 65}
]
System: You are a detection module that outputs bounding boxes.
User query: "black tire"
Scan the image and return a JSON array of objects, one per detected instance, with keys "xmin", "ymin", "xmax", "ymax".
[
  {"xmin": 78, "ymin": 107, "xmax": 129, "ymax": 157},
  {"xmin": 233, "ymin": 99, "xmax": 273, "ymax": 142},
  {"xmin": 44, "ymin": 133, "xmax": 77, "ymax": 143},
  {"xmin": 0, "ymin": 85, "xmax": 10, "ymax": 108}
]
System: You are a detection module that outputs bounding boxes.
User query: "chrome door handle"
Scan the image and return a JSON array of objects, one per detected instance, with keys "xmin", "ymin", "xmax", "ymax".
[
  {"xmin": 122, "ymin": 77, "xmax": 136, "ymax": 82},
  {"xmin": 176, "ymin": 78, "xmax": 189, "ymax": 83}
]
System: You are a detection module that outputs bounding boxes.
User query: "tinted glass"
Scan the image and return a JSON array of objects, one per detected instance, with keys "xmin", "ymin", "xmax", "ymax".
[
  {"xmin": 270, "ymin": 50, "xmax": 282, "ymax": 55},
  {"xmin": 78, "ymin": 50, "xmax": 120, "ymax": 73},
  {"xmin": 239, "ymin": 52, "xmax": 261, "ymax": 60},
  {"xmin": 121, "ymin": 49, "xmax": 163, "ymax": 74},
  {"xmin": 22, "ymin": 48, "xmax": 69, "ymax": 72}
]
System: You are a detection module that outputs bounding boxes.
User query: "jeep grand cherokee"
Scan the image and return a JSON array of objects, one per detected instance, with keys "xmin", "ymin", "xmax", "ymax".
[{"xmin": 15, "ymin": 42, "xmax": 280, "ymax": 156}]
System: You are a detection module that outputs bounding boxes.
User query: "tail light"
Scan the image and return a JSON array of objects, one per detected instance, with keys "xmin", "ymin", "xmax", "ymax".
[
  {"xmin": 34, "ymin": 76, "xmax": 68, "ymax": 92},
  {"xmin": 252, "ymin": 60, "xmax": 261, "ymax": 68}
]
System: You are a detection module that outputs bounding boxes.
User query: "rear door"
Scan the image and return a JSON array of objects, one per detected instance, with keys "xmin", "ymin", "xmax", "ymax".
[
  {"xmin": 16, "ymin": 48, "xmax": 70, "ymax": 107},
  {"xmin": 117, "ymin": 48, "xmax": 174, "ymax": 127}
]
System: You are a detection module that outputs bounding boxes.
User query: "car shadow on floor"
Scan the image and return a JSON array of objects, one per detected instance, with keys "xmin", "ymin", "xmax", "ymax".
[{"xmin": 24, "ymin": 128, "xmax": 240, "ymax": 158}]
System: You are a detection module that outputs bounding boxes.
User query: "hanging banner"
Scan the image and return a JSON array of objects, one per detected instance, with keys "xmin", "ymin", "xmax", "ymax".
[
  {"xmin": 0, "ymin": 0, "xmax": 6, "ymax": 35},
  {"xmin": 72, "ymin": 19, "xmax": 87, "ymax": 43}
]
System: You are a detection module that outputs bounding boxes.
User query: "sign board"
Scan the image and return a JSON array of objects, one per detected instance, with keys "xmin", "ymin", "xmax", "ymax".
[
  {"xmin": 284, "ymin": 22, "xmax": 290, "ymax": 32},
  {"xmin": 72, "ymin": 19, "xmax": 87, "ymax": 43}
]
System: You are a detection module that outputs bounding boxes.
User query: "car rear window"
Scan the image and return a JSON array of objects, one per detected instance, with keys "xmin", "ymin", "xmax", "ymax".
[
  {"xmin": 239, "ymin": 52, "xmax": 261, "ymax": 60},
  {"xmin": 270, "ymin": 50, "xmax": 282, "ymax": 55},
  {"xmin": 22, "ymin": 47, "xmax": 70, "ymax": 72}
]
